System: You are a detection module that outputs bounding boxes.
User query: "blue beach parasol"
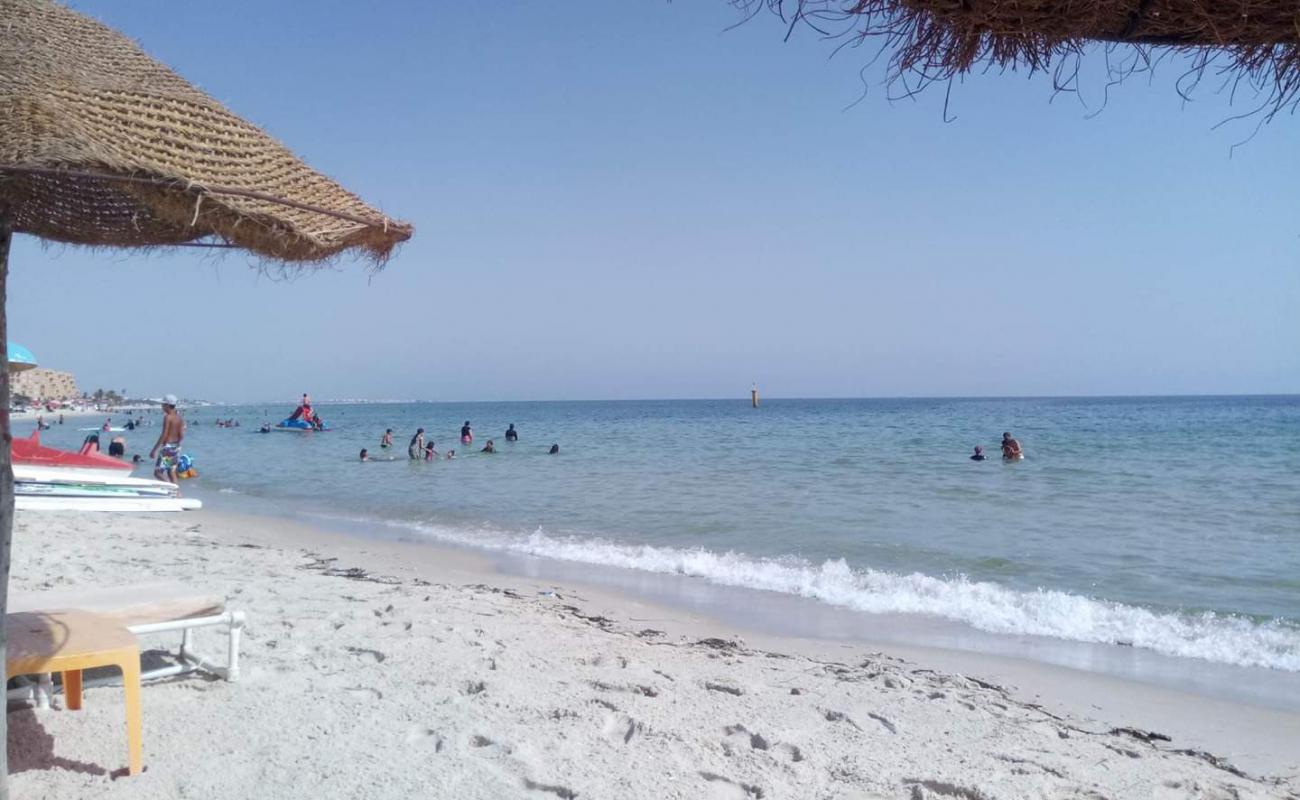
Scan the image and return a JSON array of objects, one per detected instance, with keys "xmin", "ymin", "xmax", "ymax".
[{"xmin": 6, "ymin": 342, "xmax": 36, "ymax": 372}]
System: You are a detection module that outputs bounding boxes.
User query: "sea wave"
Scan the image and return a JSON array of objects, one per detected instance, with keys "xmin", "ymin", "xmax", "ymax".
[{"xmin": 352, "ymin": 516, "xmax": 1300, "ymax": 672}]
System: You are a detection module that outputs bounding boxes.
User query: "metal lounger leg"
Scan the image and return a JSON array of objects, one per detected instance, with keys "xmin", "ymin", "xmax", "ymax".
[{"xmin": 226, "ymin": 610, "xmax": 245, "ymax": 682}]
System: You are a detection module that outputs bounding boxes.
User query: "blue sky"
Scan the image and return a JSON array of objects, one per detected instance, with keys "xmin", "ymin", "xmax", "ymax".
[{"xmin": 8, "ymin": 1, "xmax": 1298, "ymax": 401}]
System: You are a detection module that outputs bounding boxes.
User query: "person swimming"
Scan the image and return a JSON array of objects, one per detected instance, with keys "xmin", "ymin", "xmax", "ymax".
[
  {"xmin": 409, "ymin": 428, "xmax": 425, "ymax": 459},
  {"xmin": 970, "ymin": 446, "xmax": 986, "ymax": 461},
  {"xmin": 381, "ymin": 429, "xmax": 393, "ymax": 448},
  {"xmin": 1001, "ymin": 432, "xmax": 1023, "ymax": 460},
  {"xmin": 505, "ymin": 424, "xmax": 518, "ymax": 442},
  {"xmin": 461, "ymin": 421, "xmax": 473, "ymax": 444},
  {"xmin": 445, "ymin": 450, "xmax": 456, "ymax": 460},
  {"xmin": 359, "ymin": 448, "xmax": 370, "ymax": 462},
  {"xmin": 548, "ymin": 443, "xmax": 559, "ymax": 455},
  {"xmin": 481, "ymin": 440, "xmax": 495, "ymax": 453}
]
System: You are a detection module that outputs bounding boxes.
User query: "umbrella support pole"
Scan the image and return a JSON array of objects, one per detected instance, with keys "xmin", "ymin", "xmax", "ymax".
[{"xmin": 0, "ymin": 209, "xmax": 12, "ymax": 799}]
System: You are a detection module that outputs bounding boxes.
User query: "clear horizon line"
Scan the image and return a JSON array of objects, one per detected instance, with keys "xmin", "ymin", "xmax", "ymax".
[{"xmin": 208, "ymin": 391, "xmax": 1300, "ymax": 406}]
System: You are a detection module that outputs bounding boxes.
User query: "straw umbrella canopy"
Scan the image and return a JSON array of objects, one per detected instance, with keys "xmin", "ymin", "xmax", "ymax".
[
  {"xmin": 0, "ymin": 0, "xmax": 411, "ymax": 786},
  {"xmin": 740, "ymin": 0, "xmax": 1300, "ymax": 112},
  {"xmin": 0, "ymin": 0, "xmax": 412, "ymax": 261}
]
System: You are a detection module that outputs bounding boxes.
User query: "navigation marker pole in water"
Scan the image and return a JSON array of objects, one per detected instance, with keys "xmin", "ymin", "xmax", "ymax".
[{"xmin": 751, "ymin": 384, "xmax": 760, "ymax": 408}]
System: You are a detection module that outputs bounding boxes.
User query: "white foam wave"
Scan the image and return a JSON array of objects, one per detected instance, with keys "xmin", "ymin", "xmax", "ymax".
[{"xmin": 369, "ymin": 517, "xmax": 1299, "ymax": 672}]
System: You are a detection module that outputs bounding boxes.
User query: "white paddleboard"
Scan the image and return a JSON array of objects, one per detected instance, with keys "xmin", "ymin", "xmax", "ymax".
[
  {"xmin": 14, "ymin": 465, "xmax": 177, "ymax": 489},
  {"xmin": 14, "ymin": 465, "xmax": 180, "ymax": 499},
  {"xmin": 15, "ymin": 483, "xmax": 177, "ymax": 499},
  {"xmin": 16, "ymin": 496, "xmax": 201, "ymax": 512}
]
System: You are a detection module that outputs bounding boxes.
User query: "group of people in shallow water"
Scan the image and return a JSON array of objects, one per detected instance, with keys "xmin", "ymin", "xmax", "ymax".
[
  {"xmin": 98, "ymin": 416, "xmax": 146, "ymax": 431},
  {"xmin": 970, "ymin": 432, "xmax": 1023, "ymax": 461},
  {"xmin": 360, "ymin": 421, "xmax": 559, "ymax": 462}
]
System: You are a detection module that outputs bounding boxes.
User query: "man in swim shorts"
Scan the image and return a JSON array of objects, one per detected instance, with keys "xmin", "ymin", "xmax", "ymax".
[
  {"xmin": 150, "ymin": 394, "xmax": 186, "ymax": 483},
  {"xmin": 289, "ymin": 393, "xmax": 312, "ymax": 421}
]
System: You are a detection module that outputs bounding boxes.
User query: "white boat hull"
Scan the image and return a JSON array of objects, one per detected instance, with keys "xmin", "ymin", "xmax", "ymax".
[{"xmin": 16, "ymin": 466, "xmax": 134, "ymax": 480}]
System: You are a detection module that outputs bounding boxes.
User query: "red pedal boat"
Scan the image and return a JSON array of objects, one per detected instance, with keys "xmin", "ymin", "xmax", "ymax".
[{"xmin": 12, "ymin": 430, "xmax": 132, "ymax": 476}]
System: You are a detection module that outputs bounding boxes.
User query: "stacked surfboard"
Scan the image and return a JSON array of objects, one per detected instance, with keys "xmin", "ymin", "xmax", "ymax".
[{"xmin": 14, "ymin": 465, "xmax": 202, "ymax": 512}]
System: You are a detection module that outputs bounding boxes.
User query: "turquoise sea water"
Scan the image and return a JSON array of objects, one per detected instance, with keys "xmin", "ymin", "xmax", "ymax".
[{"xmin": 45, "ymin": 396, "xmax": 1300, "ymax": 671}]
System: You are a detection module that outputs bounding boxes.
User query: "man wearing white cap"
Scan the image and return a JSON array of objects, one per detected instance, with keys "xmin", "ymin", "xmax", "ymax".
[{"xmin": 150, "ymin": 394, "xmax": 186, "ymax": 483}]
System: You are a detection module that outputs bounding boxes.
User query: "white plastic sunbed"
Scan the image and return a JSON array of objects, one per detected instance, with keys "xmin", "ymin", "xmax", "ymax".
[{"xmin": 6, "ymin": 582, "xmax": 245, "ymax": 707}]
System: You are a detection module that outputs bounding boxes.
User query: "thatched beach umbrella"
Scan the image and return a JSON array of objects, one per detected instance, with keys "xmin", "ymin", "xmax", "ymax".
[
  {"xmin": 742, "ymin": 0, "xmax": 1300, "ymax": 110},
  {"xmin": 0, "ymin": 0, "xmax": 411, "ymax": 785}
]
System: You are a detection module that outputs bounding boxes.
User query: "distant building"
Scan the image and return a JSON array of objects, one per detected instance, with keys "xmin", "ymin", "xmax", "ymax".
[{"xmin": 12, "ymin": 368, "xmax": 79, "ymax": 401}]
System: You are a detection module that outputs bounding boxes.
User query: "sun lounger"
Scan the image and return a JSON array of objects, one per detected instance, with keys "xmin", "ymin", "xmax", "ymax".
[{"xmin": 6, "ymin": 582, "xmax": 245, "ymax": 707}]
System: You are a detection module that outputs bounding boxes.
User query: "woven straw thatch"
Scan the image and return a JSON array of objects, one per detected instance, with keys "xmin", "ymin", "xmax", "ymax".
[
  {"xmin": 743, "ymin": 0, "xmax": 1300, "ymax": 113},
  {"xmin": 0, "ymin": 0, "xmax": 412, "ymax": 263}
]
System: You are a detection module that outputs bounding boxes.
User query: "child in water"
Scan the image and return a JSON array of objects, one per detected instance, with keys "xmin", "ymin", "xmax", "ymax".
[
  {"xmin": 481, "ymin": 440, "xmax": 495, "ymax": 453},
  {"xmin": 445, "ymin": 450, "xmax": 456, "ymax": 460},
  {"xmin": 424, "ymin": 441, "xmax": 437, "ymax": 461},
  {"xmin": 359, "ymin": 448, "xmax": 369, "ymax": 462}
]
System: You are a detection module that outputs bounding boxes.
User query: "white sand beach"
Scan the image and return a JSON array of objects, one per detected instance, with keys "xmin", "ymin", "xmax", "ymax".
[{"xmin": 8, "ymin": 510, "xmax": 1299, "ymax": 799}]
